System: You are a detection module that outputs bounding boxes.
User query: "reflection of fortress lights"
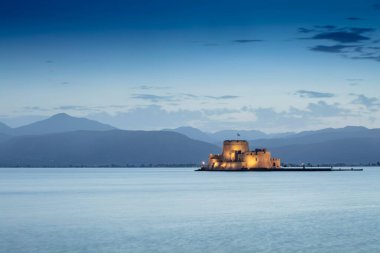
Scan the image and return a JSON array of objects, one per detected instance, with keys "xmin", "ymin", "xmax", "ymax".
[{"xmin": 203, "ymin": 140, "xmax": 280, "ymax": 170}]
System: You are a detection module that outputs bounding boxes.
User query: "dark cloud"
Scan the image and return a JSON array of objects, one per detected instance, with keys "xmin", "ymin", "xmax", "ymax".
[
  {"xmin": 298, "ymin": 25, "xmax": 375, "ymax": 43},
  {"xmin": 346, "ymin": 17, "xmax": 363, "ymax": 21},
  {"xmin": 315, "ymin": 25, "xmax": 337, "ymax": 30},
  {"xmin": 295, "ymin": 90, "xmax": 335, "ymax": 98},
  {"xmin": 373, "ymin": 3, "xmax": 380, "ymax": 10},
  {"xmin": 200, "ymin": 39, "xmax": 263, "ymax": 47},
  {"xmin": 300, "ymin": 25, "xmax": 380, "ymax": 62},
  {"xmin": 233, "ymin": 39, "xmax": 263, "ymax": 43},
  {"xmin": 311, "ymin": 31, "xmax": 370, "ymax": 43},
  {"xmin": 350, "ymin": 27, "xmax": 375, "ymax": 33},
  {"xmin": 310, "ymin": 44, "xmax": 356, "ymax": 53},
  {"xmin": 298, "ymin": 28, "xmax": 315, "ymax": 33}
]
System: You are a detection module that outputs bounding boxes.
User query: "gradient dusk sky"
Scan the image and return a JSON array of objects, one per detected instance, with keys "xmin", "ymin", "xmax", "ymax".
[{"xmin": 1, "ymin": 0, "xmax": 380, "ymax": 132}]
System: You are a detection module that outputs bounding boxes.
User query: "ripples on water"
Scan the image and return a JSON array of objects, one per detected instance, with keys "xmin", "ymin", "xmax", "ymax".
[{"xmin": 1, "ymin": 167, "xmax": 380, "ymax": 253}]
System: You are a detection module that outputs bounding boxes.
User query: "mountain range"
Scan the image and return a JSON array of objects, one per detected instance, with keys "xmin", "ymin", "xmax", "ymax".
[
  {"xmin": 0, "ymin": 130, "xmax": 218, "ymax": 167},
  {"xmin": 1, "ymin": 114, "xmax": 380, "ymax": 166},
  {"xmin": 164, "ymin": 126, "xmax": 294, "ymax": 144},
  {"xmin": 0, "ymin": 113, "xmax": 114, "ymax": 136}
]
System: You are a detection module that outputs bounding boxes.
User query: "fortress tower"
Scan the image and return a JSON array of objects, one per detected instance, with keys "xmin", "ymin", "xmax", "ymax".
[
  {"xmin": 222, "ymin": 140, "xmax": 249, "ymax": 161},
  {"xmin": 206, "ymin": 140, "xmax": 280, "ymax": 170}
]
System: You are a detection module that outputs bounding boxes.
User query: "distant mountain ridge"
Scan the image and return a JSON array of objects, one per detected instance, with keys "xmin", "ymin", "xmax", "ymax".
[
  {"xmin": 270, "ymin": 137, "xmax": 380, "ymax": 165},
  {"xmin": 165, "ymin": 126, "xmax": 380, "ymax": 165},
  {"xmin": 1, "ymin": 114, "xmax": 380, "ymax": 166},
  {"xmin": 0, "ymin": 122, "xmax": 12, "ymax": 135},
  {"xmin": 0, "ymin": 113, "xmax": 115, "ymax": 136},
  {"xmin": 164, "ymin": 126, "xmax": 295, "ymax": 144},
  {"xmin": 0, "ymin": 130, "xmax": 219, "ymax": 167},
  {"xmin": 251, "ymin": 126, "xmax": 380, "ymax": 148},
  {"xmin": 165, "ymin": 126, "xmax": 374, "ymax": 144}
]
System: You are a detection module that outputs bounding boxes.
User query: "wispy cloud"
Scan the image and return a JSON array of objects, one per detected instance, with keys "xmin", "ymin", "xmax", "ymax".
[
  {"xmin": 351, "ymin": 94, "xmax": 380, "ymax": 111},
  {"xmin": 298, "ymin": 28, "xmax": 315, "ymax": 33},
  {"xmin": 88, "ymin": 105, "xmax": 205, "ymax": 130},
  {"xmin": 22, "ymin": 105, "xmax": 130, "ymax": 113},
  {"xmin": 295, "ymin": 90, "xmax": 335, "ymax": 98},
  {"xmin": 346, "ymin": 17, "xmax": 363, "ymax": 21},
  {"xmin": 203, "ymin": 108, "xmax": 239, "ymax": 116},
  {"xmin": 310, "ymin": 44, "xmax": 356, "ymax": 53},
  {"xmin": 205, "ymin": 95, "xmax": 239, "ymax": 100},
  {"xmin": 131, "ymin": 93, "xmax": 239, "ymax": 102},
  {"xmin": 131, "ymin": 94, "xmax": 176, "ymax": 102},
  {"xmin": 23, "ymin": 106, "xmax": 50, "ymax": 112},
  {"xmin": 232, "ymin": 39, "xmax": 263, "ymax": 43},
  {"xmin": 350, "ymin": 55, "xmax": 380, "ymax": 62},
  {"xmin": 305, "ymin": 101, "xmax": 349, "ymax": 117},
  {"xmin": 203, "ymin": 43, "xmax": 220, "ymax": 47},
  {"xmin": 134, "ymin": 85, "xmax": 170, "ymax": 90},
  {"xmin": 240, "ymin": 101, "xmax": 351, "ymax": 131},
  {"xmin": 53, "ymin": 105, "xmax": 100, "ymax": 111},
  {"xmin": 199, "ymin": 39, "xmax": 263, "ymax": 47}
]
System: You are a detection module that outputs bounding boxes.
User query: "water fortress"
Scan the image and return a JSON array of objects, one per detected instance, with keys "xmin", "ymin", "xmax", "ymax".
[
  {"xmin": 204, "ymin": 140, "xmax": 280, "ymax": 170},
  {"xmin": 199, "ymin": 139, "xmax": 363, "ymax": 172}
]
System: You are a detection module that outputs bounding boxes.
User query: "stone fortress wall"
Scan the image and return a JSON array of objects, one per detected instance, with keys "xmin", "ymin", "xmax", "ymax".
[{"xmin": 207, "ymin": 140, "xmax": 281, "ymax": 170}]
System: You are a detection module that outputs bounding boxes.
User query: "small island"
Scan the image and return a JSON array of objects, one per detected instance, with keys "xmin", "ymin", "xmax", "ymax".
[{"xmin": 198, "ymin": 140, "xmax": 362, "ymax": 172}]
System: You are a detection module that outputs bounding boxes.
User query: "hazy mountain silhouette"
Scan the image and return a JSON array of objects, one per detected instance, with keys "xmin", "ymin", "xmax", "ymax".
[
  {"xmin": 212, "ymin": 130, "xmax": 268, "ymax": 142},
  {"xmin": 251, "ymin": 126, "xmax": 379, "ymax": 148},
  {"xmin": 0, "ymin": 114, "xmax": 379, "ymax": 166},
  {"xmin": 166, "ymin": 125, "xmax": 380, "ymax": 165},
  {"xmin": 166, "ymin": 127, "xmax": 294, "ymax": 144},
  {"xmin": 271, "ymin": 137, "xmax": 380, "ymax": 164},
  {"xmin": 0, "ymin": 113, "xmax": 115, "ymax": 136},
  {"xmin": 164, "ymin": 127, "xmax": 218, "ymax": 143},
  {"xmin": 0, "ymin": 130, "xmax": 219, "ymax": 167},
  {"xmin": 283, "ymin": 126, "xmax": 369, "ymax": 139},
  {"xmin": 0, "ymin": 122, "xmax": 12, "ymax": 135},
  {"xmin": 0, "ymin": 133, "xmax": 10, "ymax": 143}
]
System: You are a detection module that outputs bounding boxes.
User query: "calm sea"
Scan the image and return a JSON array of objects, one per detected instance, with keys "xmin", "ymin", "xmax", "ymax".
[{"xmin": 1, "ymin": 167, "xmax": 380, "ymax": 253}]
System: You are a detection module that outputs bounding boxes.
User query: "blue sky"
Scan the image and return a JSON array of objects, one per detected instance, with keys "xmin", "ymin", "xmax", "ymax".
[{"xmin": 1, "ymin": 0, "xmax": 380, "ymax": 132}]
